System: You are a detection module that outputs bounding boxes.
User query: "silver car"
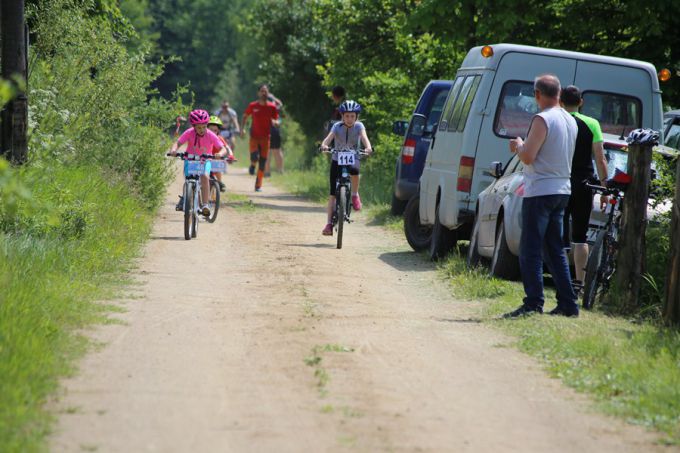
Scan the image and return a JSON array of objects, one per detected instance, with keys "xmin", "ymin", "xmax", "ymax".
[{"xmin": 467, "ymin": 134, "xmax": 638, "ymax": 280}]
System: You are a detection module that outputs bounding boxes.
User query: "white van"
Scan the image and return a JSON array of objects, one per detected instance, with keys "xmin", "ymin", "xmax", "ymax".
[{"xmin": 413, "ymin": 43, "xmax": 665, "ymax": 259}]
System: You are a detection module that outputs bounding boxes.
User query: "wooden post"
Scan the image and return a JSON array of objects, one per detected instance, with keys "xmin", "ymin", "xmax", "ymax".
[
  {"xmin": 664, "ymin": 157, "xmax": 680, "ymax": 325},
  {"xmin": 1, "ymin": 0, "xmax": 28, "ymax": 164},
  {"xmin": 607, "ymin": 142, "xmax": 654, "ymax": 310}
]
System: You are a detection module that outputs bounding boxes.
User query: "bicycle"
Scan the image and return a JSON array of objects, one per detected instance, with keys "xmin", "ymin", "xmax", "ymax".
[
  {"xmin": 581, "ymin": 175, "xmax": 630, "ymax": 309},
  {"xmin": 320, "ymin": 147, "xmax": 369, "ymax": 249},
  {"xmin": 207, "ymin": 156, "xmax": 236, "ymax": 223},
  {"xmin": 167, "ymin": 152, "xmax": 226, "ymax": 240}
]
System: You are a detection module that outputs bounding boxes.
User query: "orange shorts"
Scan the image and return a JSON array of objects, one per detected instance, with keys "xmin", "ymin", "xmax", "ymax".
[{"xmin": 249, "ymin": 136, "xmax": 270, "ymax": 159}]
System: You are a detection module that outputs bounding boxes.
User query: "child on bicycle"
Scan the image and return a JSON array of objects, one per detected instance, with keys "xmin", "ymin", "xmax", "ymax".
[
  {"xmin": 320, "ymin": 100, "xmax": 372, "ymax": 236},
  {"xmin": 169, "ymin": 109, "xmax": 228, "ymax": 215},
  {"xmin": 208, "ymin": 115, "xmax": 234, "ymax": 192}
]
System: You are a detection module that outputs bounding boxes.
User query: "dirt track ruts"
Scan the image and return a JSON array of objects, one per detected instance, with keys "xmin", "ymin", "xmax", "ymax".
[{"xmin": 50, "ymin": 164, "xmax": 667, "ymax": 452}]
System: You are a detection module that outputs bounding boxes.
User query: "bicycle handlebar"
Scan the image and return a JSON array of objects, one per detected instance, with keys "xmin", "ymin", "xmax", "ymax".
[
  {"xmin": 584, "ymin": 179, "xmax": 626, "ymax": 197},
  {"xmin": 318, "ymin": 147, "xmax": 372, "ymax": 156},
  {"xmin": 166, "ymin": 152, "xmax": 236, "ymax": 162}
]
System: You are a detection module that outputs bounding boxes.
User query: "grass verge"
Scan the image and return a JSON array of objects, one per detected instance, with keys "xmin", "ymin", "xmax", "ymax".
[
  {"xmin": 439, "ymin": 249, "xmax": 680, "ymax": 445},
  {"xmin": 0, "ymin": 165, "xmax": 155, "ymax": 451}
]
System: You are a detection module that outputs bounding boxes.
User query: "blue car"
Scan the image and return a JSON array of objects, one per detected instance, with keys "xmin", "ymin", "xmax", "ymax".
[{"xmin": 390, "ymin": 80, "xmax": 452, "ymax": 215}]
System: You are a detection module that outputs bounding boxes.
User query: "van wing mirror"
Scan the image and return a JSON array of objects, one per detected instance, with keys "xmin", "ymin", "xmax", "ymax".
[
  {"xmin": 409, "ymin": 113, "xmax": 427, "ymax": 138},
  {"xmin": 392, "ymin": 120, "xmax": 409, "ymax": 136},
  {"xmin": 483, "ymin": 161, "xmax": 503, "ymax": 178}
]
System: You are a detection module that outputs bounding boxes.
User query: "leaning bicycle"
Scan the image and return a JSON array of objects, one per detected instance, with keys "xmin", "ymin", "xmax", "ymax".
[
  {"xmin": 581, "ymin": 175, "xmax": 629, "ymax": 309},
  {"xmin": 320, "ymin": 147, "xmax": 369, "ymax": 249}
]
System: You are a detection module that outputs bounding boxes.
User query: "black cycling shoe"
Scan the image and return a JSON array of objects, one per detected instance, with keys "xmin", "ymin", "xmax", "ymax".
[
  {"xmin": 502, "ymin": 304, "xmax": 542, "ymax": 319},
  {"xmin": 175, "ymin": 195, "xmax": 184, "ymax": 211},
  {"xmin": 248, "ymin": 165, "xmax": 255, "ymax": 175},
  {"xmin": 548, "ymin": 306, "xmax": 579, "ymax": 318}
]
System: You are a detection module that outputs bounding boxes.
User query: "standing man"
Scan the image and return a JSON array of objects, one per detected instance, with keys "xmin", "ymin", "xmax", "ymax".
[
  {"xmin": 506, "ymin": 74, "xmax": 579, "ymax": 318},
  {"xmin": 241, "ymin": 84, "xmax": 279, "ymax": 191},
  {"xmin": 560, "ymin": 85, "xmax": 609, "ymax": 290},
  {"xmin": 215, "ymin": 101, "xmax": 240, "ymax": 151},
  {"xmin": 325, "ymin": 85, "xmax": 346, "ymax": 133},
  {"xmin": 265, "ymin": 92, "xmax": 284, "ymax": 176}
]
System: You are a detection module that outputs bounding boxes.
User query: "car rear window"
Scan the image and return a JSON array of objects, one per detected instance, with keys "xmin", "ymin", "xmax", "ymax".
[
  {"xmin": 493, "ymin": 81, "xmax": 537, "ymax": 138},
  {"xmin": 427, "ymin": 89, "xmax": 450, "ymax": 132},
  {"xmin": 581, "ymin": 92, "xmax": 641, "ymax": 135}
]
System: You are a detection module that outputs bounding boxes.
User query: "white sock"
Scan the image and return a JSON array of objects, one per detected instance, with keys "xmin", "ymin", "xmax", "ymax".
[{"xmin": 352, "ymin": 192, "xmax": 358, "ymax": 197}]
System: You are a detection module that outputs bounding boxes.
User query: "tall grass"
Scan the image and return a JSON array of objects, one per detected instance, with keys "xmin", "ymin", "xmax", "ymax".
[{"xmin": 0, "ymin": 166, "xmax": 154, "ymax": 451}]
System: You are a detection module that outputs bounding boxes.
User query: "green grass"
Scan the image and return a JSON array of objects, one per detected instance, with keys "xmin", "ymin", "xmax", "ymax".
[
  {"xmin": 439, "ymin": 249, "xmax": 680, "ymax": 444},
  {"xmin": 0, "ymin": 165, "xmax": 154, "ymax": 451}
]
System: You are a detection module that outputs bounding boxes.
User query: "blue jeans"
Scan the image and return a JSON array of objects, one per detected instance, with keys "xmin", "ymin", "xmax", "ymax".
[{"xmin": 520, "ymin": 195, "xmax": 577, "ymax": 311}]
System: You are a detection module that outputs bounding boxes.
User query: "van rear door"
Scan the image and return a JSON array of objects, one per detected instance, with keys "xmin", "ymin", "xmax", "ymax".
[{"xmin": 472, "ymin": 54, "xmax": 577, "ymax": 205}]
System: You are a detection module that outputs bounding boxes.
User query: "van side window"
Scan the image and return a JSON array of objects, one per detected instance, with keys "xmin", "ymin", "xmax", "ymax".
[
  {"xmin": 493, "ymin": 81, "xmax": 537, "ymax": 138},
  {"xmin": 581, "ymin": 91, "xmax": 642, "ymax": 135},
  {"xmin": 439, "ymin": 77, "xmax": 465, "ymax": 131},
  {"xmin": 426, "ymin": 89, "xmax": 450, "ymax": 133},
  {"xmin": 449, "ymin": 75, "xmax": 481, "ymax": 132}
]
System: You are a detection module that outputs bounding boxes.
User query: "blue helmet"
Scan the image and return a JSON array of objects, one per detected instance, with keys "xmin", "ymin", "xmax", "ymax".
[{"xmin": 339, "ymin": 100, "xmax": 362, "ymax": 114}]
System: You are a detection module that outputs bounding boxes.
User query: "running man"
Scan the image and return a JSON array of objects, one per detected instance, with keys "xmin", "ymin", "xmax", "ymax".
[{"xmin": 241, "ymin": 84, "xmax": 279, "ymax": 191}]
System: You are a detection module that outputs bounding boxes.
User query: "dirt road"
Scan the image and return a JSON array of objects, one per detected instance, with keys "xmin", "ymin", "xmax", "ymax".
[{"xmin": 51, "ymin": 166, "xmax": 662, "ymax": 452}]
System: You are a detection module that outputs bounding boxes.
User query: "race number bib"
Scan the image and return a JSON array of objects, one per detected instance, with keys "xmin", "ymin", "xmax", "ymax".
[{"xmin": 337, "ymin": 151, "xmax": 356, "ymax": 166}]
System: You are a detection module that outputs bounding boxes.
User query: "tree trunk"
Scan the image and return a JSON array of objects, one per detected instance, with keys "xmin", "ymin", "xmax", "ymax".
[
  {"xmin": 607, "ymin": 143, "xmax": 653, "ymax": 310},
  {"xmin": 1, "ymin": 0, "xmax": 28, "ymax": 164},
  {"xmin": 664, "ymin": 157, "xmax": 680, "ymax": 325}
]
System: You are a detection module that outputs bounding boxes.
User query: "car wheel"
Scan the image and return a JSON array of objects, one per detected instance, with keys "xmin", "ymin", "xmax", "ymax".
[
  {"xmin": 403, "ymin": 194, "xmax": 432, "ymax": 252},
  {"xmin": 490, "ymin": 217, "xmax": 520, "ymax": 280},
  {"xmin": 429, "ymin": 202, "xmax": 457, "ymax": 261},
  {"xmin": 467, "ymin": 215, "xmax": 483, "ymax": 268},
  {"xmin": 390, "ymin": 191, "xmax": 407, "ymax": 216}
]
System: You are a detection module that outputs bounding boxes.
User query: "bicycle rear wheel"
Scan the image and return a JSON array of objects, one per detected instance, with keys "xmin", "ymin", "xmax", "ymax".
[
  {"xmin": 183, "ymin": 183, "xmax": 194, "ymax": 240},
  {"xmin": 337, "ymin": 185, "xmax": 346, "ymax": 249},
  {"xmin": 208, "ymin": 179, "xmax": 220, "ymax": 223},
  {"xmin": 582, "ymin": 230, "xmax": 605, "ymax": 309}
]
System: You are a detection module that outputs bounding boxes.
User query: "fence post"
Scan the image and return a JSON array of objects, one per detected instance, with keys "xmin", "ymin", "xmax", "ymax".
[
  {"xmin": 664, "ymin": 157, "xmax": 680, "ymax": 325},
  {"xmin": 606, "ymin": 141, "xmax": 654, "ymax": 310},
  {"xmin": 1, "ymin": 0, "xmax": 28, "ymax": 164}
]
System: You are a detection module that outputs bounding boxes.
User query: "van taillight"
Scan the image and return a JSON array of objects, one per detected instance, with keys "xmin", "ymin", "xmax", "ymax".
[
  {"xmin": 401, "ymin": 138, "xmax": 416, "ymax": 164},
  {"xmin": 457, "ymin": 156, "xmax": 475, "ymax": 192}
]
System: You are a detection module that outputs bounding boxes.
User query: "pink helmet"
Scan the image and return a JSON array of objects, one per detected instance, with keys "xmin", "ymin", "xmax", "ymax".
[{"xmin": 189, "ymin": 109, "xmax": 210, "ymax": 125}]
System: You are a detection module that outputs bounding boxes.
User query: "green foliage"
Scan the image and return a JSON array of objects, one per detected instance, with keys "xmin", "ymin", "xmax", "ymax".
[
  {"xmin": 0, "ymin": 166, "xmax": 153, "ymax": 451},
  {"xmin": 0, "ymin": 1, "xmax": 183, "ymax": 449}
]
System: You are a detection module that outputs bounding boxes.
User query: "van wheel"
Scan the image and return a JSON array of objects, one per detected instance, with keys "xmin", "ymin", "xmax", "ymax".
[
  {"xmin": 490, "ymin": 218, "xmax": 520, "ymax": 280},
  {"xmin": 403, "ymin": 194, "xmax": 432, "ymax": 252},
  {"xmin": 467, "ymin": 216, "xmax": 483, "ymax": 268},
  {"xmin": 429, "ymin": 202, "xmax": 457, "ymax": 261},
  {"xmin": 390, "ymin": 192, "xmax": 407, "ymax": 216}
]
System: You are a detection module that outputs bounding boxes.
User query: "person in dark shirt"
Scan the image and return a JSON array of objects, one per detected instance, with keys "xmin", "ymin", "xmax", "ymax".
[{"xmin": 560, "ymin": 85, "xmax": 609, "ymax": 291}]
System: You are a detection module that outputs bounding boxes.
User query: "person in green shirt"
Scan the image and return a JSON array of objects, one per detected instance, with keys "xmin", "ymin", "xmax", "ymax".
[{"xmin": 560, "ymin": 85, "xmax": 609, "ymax": 290}]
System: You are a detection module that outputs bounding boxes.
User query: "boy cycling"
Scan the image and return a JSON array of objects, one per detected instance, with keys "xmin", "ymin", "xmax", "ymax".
[
  {"xmin": 169, "ymin": 109, "xmax": 228, "ymax": 216},
  {"xmin": 207, "ymin": 115, "xmax": 235, "ymax": 192},
  {"xmin": 320, "ymin": 100, "xmax": 372, "ymax": 236}
]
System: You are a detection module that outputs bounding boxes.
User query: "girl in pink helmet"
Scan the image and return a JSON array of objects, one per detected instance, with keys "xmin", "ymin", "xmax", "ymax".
[{"xmin": 169, "ymin": 109, "xmax": 228, "ymax": 215}]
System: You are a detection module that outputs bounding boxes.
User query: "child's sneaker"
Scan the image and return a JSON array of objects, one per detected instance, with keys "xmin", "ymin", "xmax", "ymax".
[
  {"xmin": 352, "ymin": 194, "xmax": 362, "ymax": 211},
  {"xmin": 201, "ymin": 204, "xmax": 211, "ymax": 216},
  {"xmin": 218, "ymin": 181, "xmax": 226, "ymax": 192},
  {"xmin": 175, "ymin": 195, "xmax": 184, "ymax": 211},
  {"xmin": 322, "ymin": 223, "xmax": 333, "ymax": 236}
]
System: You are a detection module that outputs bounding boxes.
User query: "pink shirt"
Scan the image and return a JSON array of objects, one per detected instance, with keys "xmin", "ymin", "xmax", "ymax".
[{"xmin": 177, "ymin": 128, "xmax": 224, "ymax": 156}]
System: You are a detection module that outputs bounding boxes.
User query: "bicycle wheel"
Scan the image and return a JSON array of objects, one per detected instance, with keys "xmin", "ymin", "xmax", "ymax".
[
  {"xmin": 191, "ymin": 184, "xmax": 199, "ymax": 238},
  {"xmin": 208, "ymin": 179, "xmax": 220, "ymax": 223},
  {"xmin": 337, "ymin": 185, "xmax": 346, "ymax": 249},
  {"xmin": 183, "ymin": 183, "xmax": 194, "ymax": 240},
  {"xmin": 582, "ymin": 230, "xmax": 605, "ymax": 309}
]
